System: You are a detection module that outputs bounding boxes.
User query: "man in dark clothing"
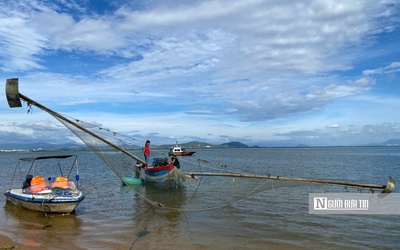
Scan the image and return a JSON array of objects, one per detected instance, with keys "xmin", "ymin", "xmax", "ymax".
[{"xmin": 169, "ymin": 152, "xmax": 180, "ymax": 169}]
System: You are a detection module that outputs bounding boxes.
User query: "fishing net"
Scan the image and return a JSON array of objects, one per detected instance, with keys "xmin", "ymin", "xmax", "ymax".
[{"xmin": 48, "ymin": 114, "xmax": 313, "ymax": 211}]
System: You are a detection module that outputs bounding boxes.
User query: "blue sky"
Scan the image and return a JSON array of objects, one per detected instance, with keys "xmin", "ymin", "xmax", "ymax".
[{"xmin": 0, "ymin": 0, "xmax": 400, "ymax": 147}]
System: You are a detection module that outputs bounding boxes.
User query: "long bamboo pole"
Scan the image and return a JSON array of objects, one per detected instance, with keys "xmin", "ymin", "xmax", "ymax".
[{"xmin": 184, "ymin": 172, "xmax": 395, "ymax": 192}]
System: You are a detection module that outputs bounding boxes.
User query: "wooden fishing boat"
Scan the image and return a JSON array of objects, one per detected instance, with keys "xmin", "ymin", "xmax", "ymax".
[
  {"xmin": 169, "ymin": 145, "xmax": 195, "ymax": 156},
  {"xmin": 128, "ymin": 158, "xmax": 185, "ymax": 188},
  {"xmin": 145, "ymin": 163, "xmax": 176, "ymax": 185},
  {"xmin": 4, "ymin": 155, "xmax": 84, "ymax": 214},
  {"xmin": 121, "ymin": 158, "xmax": 184, "ymax": 188}
]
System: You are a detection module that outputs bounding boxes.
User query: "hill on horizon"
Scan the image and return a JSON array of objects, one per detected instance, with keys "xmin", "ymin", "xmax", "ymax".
[
  {"xmin": 220, "ymin": 141, "xmax": 249, "ymax": 148},
  {"xmin": 380, "ymin": 139, "xmax": 400, "ymax": 146},
  {"xmin": 2, "ymin": 139, "xmax": 400, "ymax": 151}
]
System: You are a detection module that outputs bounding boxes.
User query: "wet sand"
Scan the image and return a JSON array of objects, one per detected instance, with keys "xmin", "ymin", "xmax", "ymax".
[
  {"xmin": 0, "ymin": 235, "xmax": 26, "ymax": 249},
  {"xmin": 0, "ymin": 233, "xmax": 293, "ymax": 250},
  {"xmin": 0, "ymin": 235, "xmax": 18, "ymax": 249},
  {"xmin": 0, "ymin": 234, "xmax": 41, "ymax": 249}
]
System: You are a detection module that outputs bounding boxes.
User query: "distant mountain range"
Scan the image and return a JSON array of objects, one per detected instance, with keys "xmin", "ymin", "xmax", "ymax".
[
  {"xmin": 368, "ymin": 139, "xmax": 400, "ymax": 146},
  {"xmin": 0, "ymin": 142, "xmax": 86, "ymax": 151},
  {"xmin": 219, "ymin": 141, "xmax": 250, "ymax": 148},
  {"xmin": 1, "ymin": 139, "xmax": 400, "ymax": 151}
]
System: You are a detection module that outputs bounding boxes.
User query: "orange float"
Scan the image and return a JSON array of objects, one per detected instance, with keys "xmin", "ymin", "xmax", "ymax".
[
  {"xmin": 29, "ymin": 176, "xmax": 46, "ymax": 193},
  {"xmin": 52, "ymin": 176, "xmax": 70, "ymax": 189}
]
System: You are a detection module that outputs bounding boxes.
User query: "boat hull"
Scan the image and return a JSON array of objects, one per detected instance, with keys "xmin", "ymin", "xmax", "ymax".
[
  {"xmin": 145, "ymin": 164, "xmax": 174, "ymax": 182},
  {"xmin": 169, "ymin": 146, "xmax": 196, "ymax": 156},
  {"xmin": 145, "ymin": 163, "xmax": 184, "ymax": 188},
  {"xmin": 4, "ymin": 189, "xmax": 84, "ymax": 214},
  {"xmin": 172, "ymin": 151, "xmax": 195, "ymax": 156}
]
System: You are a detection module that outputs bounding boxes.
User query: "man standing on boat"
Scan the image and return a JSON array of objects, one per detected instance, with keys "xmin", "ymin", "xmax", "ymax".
[{"xmin": 143, "ymin": 140, "xmax": 151, "ymax": 164}]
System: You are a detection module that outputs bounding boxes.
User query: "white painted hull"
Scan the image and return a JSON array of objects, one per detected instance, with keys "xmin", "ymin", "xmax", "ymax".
[{"xmin": 5, "ymin": 189, "xmax": 84, "ymax": 214}]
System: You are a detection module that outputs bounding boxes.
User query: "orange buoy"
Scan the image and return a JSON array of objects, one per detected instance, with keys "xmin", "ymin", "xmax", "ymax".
[
  {"xmin": 52, "ymin": 176, "xmax": 69, "ymax": 189},
  {"xmin": 30, "ymin": 176, "xmax": 46, "ymax": 193}
]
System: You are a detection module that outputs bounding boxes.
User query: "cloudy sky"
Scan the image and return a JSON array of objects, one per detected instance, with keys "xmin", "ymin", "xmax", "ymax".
[{"xmin": 0, "ymin": 0, "xmax": 400, "ymax": 147}]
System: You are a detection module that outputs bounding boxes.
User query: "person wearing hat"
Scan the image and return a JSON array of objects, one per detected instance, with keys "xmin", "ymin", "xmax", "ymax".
[{"xmin": 169, "ymin": 152, "xmax": 180, "ymax": 169}]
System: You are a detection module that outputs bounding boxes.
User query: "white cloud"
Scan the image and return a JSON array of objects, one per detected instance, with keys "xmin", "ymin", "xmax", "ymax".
[
  {"xmin": 352, "ymin": 77, "xmax": 375, "ymax": 86},
  {"xmin": 363, "ymin": 62, "xmax": 400, "ymax": 75},
  {"xmin": 326, "ymin": 124, "xmax": 340, "ymax": 128},
  {"xmin": 0, "ymin": 0, "xmax": 399, "ymax": 146}
]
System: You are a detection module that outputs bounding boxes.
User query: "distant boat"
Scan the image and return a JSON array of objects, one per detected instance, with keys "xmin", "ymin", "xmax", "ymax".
[
  {"xmin": 169, "ymin": 145, "xmax": 196, "ymax": 156},
  {"xmin": 4, "ymin": 155, "xmax": 85, "ymax": 214}
]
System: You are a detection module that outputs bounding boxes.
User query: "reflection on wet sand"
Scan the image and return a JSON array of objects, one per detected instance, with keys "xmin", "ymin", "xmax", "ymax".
[
  {"xmin": 125, "ymin": 181, "xmax": 188, "ymax": 208},
  {"xmin": 3, "ymin": 203, "xmax": 83, "ymax": 248},
  {"xmin": 121, "ymin": 183, "xmax": 188, "ymax": 249}
]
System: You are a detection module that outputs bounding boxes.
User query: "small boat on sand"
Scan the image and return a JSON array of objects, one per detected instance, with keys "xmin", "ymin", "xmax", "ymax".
[{"xmin": 4, "ymin": 155, "xmax": 85, "ymax": 214}]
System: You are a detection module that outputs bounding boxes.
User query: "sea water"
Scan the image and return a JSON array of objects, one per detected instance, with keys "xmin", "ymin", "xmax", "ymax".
[{"xmin": 0, "ymin": 147, "xmax": 399, "ymax": 249}]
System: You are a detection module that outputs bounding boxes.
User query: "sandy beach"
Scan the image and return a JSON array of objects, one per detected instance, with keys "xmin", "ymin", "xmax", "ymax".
[
  {"xmin": 0, "ymin": 234, "xmax": 43, "ymax": 249},
  {"xmin": 0, "ymin": 235, "xmax": 21, "ymax": 249}
]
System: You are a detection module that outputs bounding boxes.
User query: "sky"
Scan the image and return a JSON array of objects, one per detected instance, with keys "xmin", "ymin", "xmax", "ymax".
[{"xmin": 0, "ymin": 0, "xmax": 400, "ymax": 147}]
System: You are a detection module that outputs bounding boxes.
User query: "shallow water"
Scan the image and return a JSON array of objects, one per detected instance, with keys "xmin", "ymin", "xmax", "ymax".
[{"xmin": 1, "ymin": 147, "xmax": 399, "ymax": 249}]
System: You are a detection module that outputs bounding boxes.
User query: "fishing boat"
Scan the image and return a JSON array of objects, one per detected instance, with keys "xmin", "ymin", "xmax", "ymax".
[
  {"xmin": 169, "ymin": 145, "xmax": 196, "ymax": 156},
  {"xmin": 144, "ymin": 158, "xmax": 186, "ymax": 188},
  {"xmin": 5, "ymin": 78, "xmax": 396, "ymax": 210},
  {"xmin": 122, "ymin": 158, "xmax": 185, "ymax": 188},
  {"xmin": 4, "ymin": 155, "xmax": 84, "ymax": 214}
]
